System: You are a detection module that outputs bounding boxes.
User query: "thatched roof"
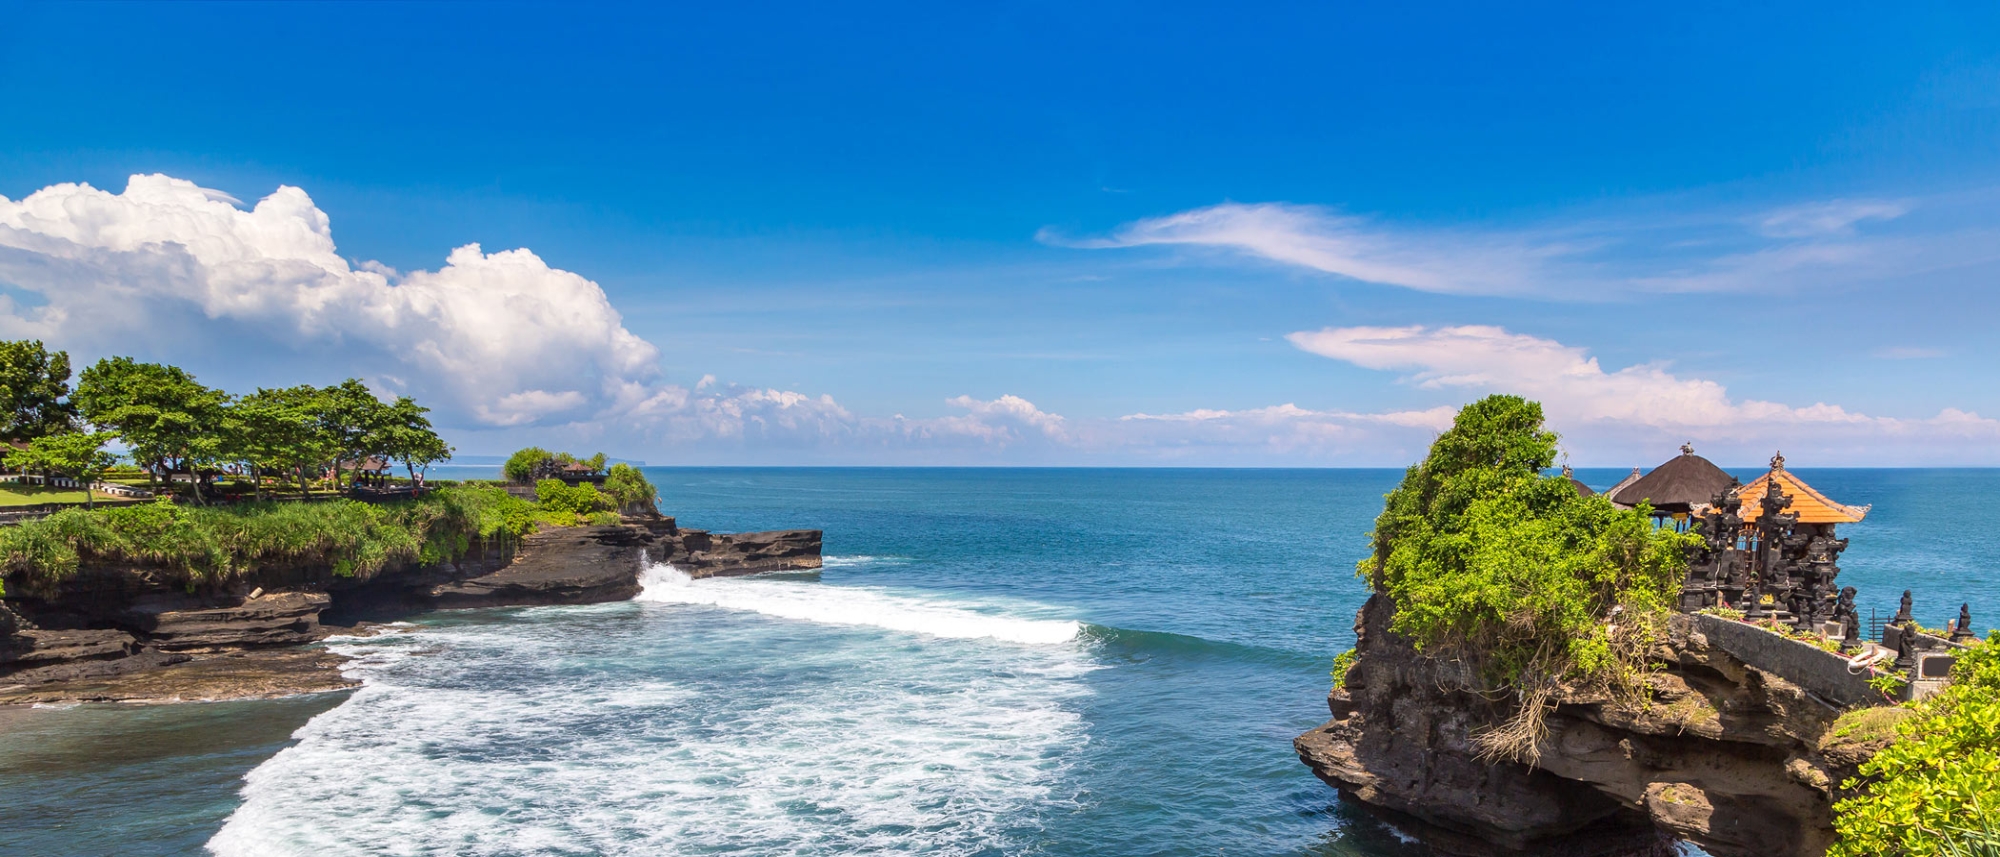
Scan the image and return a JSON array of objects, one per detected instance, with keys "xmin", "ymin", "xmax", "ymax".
[
  {"xmin": 1610, "ymin": 446, "xmax": 1736, "ymax": 514},
  {"xmin": 1604, "ymin": 467, "xmax": 1643, "ymax": 509},
  {"xmin": 1561, "ymin": 465, "xmax": 1594, "ymax": 497},
  {"xmin": 1735, "ymin": 453, "xmax": 1870, "ymax": 524}
]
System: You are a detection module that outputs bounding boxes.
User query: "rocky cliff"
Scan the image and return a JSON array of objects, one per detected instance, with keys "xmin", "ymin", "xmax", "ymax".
[
  {"xmin": 0, "ymin": 514, "xmax": 821, "ymax": 701},
  {"xmin": 1295, "ymin": 594, "xmax": 1886, "ymax": 857}
]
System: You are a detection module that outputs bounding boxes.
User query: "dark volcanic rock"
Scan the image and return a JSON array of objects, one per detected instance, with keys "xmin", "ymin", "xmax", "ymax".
[
  {"xmin": 126, "ymin": 592, "xmax": 332, "ymax": 650},
  {"xmin": 663, "ymin": 528, "xmax": 823, "ymax": 578},
  {"xmin": 0, "ymin": 513, "xmax": 822, "ymax": 702},
  {"xmin": 427, "ymin": 525, "xmax": 651, "ymax": 608},
  {"xmin": 1295, "ymin": 594, "xmax": 1863, "ymax": 857},
  {"xmin": 0, "ymin": 627, "xmax": 139, "ymax": 668}
]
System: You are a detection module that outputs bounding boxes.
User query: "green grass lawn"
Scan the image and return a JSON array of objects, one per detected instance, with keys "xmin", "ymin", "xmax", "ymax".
[{"xmin": 0, "ymin": 483, "xmax": 121, "ymax": 507}]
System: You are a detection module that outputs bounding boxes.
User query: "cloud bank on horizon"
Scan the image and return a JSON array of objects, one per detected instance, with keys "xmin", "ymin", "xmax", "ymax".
[{"xmin": 2, "ymin": 175, "xmax": 1994, "ymax": 466}]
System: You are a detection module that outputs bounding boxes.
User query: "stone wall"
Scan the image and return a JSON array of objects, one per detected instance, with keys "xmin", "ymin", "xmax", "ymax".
[{"xmin": 1690, "ymin": 613, "xmax": 1882, "ymax": 709}]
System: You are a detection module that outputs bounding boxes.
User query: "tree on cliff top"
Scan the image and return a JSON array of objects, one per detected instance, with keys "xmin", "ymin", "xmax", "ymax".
[
  {"xmin": 1362, "ymin": 394, "xmax": 1695, "ymax": 764},
  {"xmin": 3, "ymin": 432, "xmax": 117, "ymax": 508},
  {"xmin": 0, "ymin": 340, "xmax": 79, "ymax": 443},
  {"xmin": 602, "ymin": 463, "xmax": 658, "ymax": 513},
  {"xmin": 74, "ymin": 357, "xmax": 230, "ymax": 500}
]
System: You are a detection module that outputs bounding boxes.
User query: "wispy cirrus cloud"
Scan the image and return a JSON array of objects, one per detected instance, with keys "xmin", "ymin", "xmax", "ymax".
[{"xmin": 1049, "ymin": 192, "xmax": 2000, "ymax": 300}]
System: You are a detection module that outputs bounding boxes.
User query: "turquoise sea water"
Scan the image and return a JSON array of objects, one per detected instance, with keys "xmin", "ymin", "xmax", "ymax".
[{"xmin": 1, "ymin": 468, "xmax": 1994, "ymax": 856}]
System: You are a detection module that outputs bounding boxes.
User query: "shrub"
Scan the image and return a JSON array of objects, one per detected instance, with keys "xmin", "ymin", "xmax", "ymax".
[
  {"xmin": 1361, "ymin": 395, "xmax": 1697, "ymax": 763},
  {"xmin": 0, "ymin": 485, "xmax": 541, "ymax": 589},
  {"xmin": 602, "ymin": 463, "xmax": 658, "ymax": 512},
  {"xmin": 1832, "ymin": 634, "xmax": 2000, "ymax": 857},
  {"xmin": 1331, "ymin": 648, "xmax": 1359, "ymax": 689},
  {"xmin": 535, "ymin": 479, "xmax": 613, "ymax": 518},
  {"xmin": 503, "ymin": 447, "xmax": 554, "ymax": 483}
]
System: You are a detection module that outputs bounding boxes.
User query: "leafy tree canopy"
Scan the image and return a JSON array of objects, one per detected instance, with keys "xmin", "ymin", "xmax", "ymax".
[
  {"xmin": 602, "ymin": 463, "xmax": 657, "ymax": 512},
  {"xmin": 0, "ymin": 339, "xmax": 79, "ymax": 442},
  {"xmin": 1363, "ymin": 394, "xmax": 1695, "ymax": 762},
  {"xmin": 73, "ymin": 357, "xmax": 229, "ymax": 483},
  {"xmin": 3, "ymin": 432, "xmax": 118, "ymax": 508},
  {"xmin": 504, "ymin": 447, "xmax": 555, "ymax": 483}
]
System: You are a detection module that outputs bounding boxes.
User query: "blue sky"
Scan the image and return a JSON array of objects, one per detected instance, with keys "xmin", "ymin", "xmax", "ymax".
[{"xmin": 3, "ymin": 2, "xmax": 1999, "ymax": 465}]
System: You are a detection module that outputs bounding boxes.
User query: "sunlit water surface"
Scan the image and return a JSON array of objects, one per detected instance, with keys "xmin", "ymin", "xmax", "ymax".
[{"xmin": 0, "ymin": 468, "xmax": 1990, "ymax": 856}]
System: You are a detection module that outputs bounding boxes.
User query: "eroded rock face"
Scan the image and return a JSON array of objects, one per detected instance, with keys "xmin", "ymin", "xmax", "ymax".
[
  {"xmin": 0, "ymin": 515, "xmax": 823, "ymax": 697},
  {"xmin": 660, "ymin": 528, "xmax": 825, "ymax": 578},
  {"xmin": 1296, "ymin": 594, "xmax": 1870, "ymax": 857},
  {"xmin": 126, "ymin": 592, "xmax": 332, "ymax": 650}
]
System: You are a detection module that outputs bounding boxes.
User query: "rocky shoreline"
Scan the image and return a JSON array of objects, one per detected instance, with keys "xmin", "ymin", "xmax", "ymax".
[
  {"xmin": 1295, "ymin": 594, "xmax": 1892, "ymax": 857},
  {"xmin": 0, "ymin": 515, "xmax": 821, "ymax": 706}
]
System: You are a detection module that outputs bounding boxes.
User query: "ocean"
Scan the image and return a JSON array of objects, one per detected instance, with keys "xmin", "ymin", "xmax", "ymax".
[{"xmin": 1, "ymin": 468, "xmax": 1993, "ymax": 856}]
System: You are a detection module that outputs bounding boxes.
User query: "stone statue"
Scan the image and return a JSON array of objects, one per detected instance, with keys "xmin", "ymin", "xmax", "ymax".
[
  {"xmin": 1837, "ymin": 587, "xmax": 1861, "ymax": 652},
  {"xmin": 1894, "ymin": 619, "xmax": 1917, "ymax": 671},
  {"xmin": 1892, "ymin": 590, "xmax": 1913, "ymax": 626},
  {"xmin": 1952, "ymin": 604, "xmax": 1976, "ymax": 644}
]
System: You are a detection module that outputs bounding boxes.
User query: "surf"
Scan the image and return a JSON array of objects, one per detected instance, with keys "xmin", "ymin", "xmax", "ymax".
[{"xmin": 633, "ymin": 561, "xmax": 1084, "ymax": 646}]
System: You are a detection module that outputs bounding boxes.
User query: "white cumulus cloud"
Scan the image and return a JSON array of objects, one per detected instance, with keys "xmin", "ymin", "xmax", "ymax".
[{"xmin": 0, "ymin": 174, "xmax": 659, "ymax": 428}]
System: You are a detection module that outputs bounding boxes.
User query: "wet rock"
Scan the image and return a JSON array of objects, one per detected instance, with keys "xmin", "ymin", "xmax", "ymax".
[{"xmin": 662, "ymin": 528, "xmax": 824, "ymax": 578}]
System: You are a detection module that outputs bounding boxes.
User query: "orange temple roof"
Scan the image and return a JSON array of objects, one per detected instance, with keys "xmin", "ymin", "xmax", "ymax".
[{"xmin": 1733, "ymin": 464, "xmax": 1870, "ymax": 524}]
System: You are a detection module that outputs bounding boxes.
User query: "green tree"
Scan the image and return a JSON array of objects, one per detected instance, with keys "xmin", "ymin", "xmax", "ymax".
[
  {"xmin": 4, "ymin": 432, "xmax": 118, "ymax": 508},
  {"xmin": 230, "ymin": 386, "xmax": 341, "ymax": 499},
  {"xmin": 381, "ymin": 397, "xmax": 452, "ymax": 484},
  {"xmin": 1362, "ymin": 395, "xmax": 1695, "ymax": 763},
  {"xmin": 602, "ymin": 463, "xmax": 657, "ymax": 514},
  {"xmin": 73, "ymin": 357, "xmax": 230, "ymax": 502},
  {"xmin": 504, "ymin": 447, "xmax": 554, "ymax": 483},
  {"xmin": 318, "ymin": 380, "xmax": 395, "ymax": 490},
  {"xmin": 0, "ymin": 339, "xmax": 79, "ymax": 442}
]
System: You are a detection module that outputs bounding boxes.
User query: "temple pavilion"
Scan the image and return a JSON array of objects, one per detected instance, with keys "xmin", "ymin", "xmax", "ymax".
[
  {"xmin": 1729, "ymin": 453, "xmax": 1870, "ymax": 526},
  {"xmin": 1610, "ymin": 444, "xmax": 1737, "ymax": 524}
]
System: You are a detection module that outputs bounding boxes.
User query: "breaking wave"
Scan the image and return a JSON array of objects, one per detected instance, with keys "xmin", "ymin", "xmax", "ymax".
[{"xmin": 635, "ymin": 562, "xmax": 1083, "ymax": 646}]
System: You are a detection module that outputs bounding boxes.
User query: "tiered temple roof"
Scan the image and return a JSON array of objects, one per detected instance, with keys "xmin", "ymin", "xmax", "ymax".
[{"xmin": 1732, "ymin": 453, "xmax": 1870, "ymax": 524}]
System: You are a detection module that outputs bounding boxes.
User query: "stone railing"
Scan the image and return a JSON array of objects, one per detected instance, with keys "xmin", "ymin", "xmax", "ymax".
[{"xmin": 1689, "ymin": 612, "xmax": 1884, "ymax": 709}]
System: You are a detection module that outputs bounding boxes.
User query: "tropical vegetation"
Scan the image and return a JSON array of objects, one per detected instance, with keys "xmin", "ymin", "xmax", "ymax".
[
  {"xmin": 0, "ymin": 484, "xmax": 555, "ymax": 593},
  {"xmin": 1, "ymin": 340, "xmax": 453, "ymax": 502},
  {"xmin": 1358, "ymin": 394, "xmax": 1697, "ymax": 763},
  {"xmin": 1831, "ymin": 633, "xmax": 2000, "ymax": 857}
]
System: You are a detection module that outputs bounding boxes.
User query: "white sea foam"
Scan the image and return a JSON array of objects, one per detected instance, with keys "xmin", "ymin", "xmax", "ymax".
[
  {"xmin": 209, "ymin": 571, "xmax": 1096, "ymax": 856},
  {"xmin": 635, "ymin": 562, "xmax": 1083, "ymax": 645},
  {"xmin": 820, "ymin": 554, "xmax": 908, "ymax": 568}
]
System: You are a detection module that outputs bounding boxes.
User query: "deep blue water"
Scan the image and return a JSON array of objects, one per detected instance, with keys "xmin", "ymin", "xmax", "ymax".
[{"xmin": 0, "ymin": 468, "xmax": 1992, "ymax": 856}]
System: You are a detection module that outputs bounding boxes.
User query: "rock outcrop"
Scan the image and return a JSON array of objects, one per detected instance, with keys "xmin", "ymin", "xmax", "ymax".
[
  {"xmin": 1296, "ymin": 594, "xmax": 1876, "ymax": 857},
  {"xmin": 0, "ymin": 514, "xmax": 822, "ymax": 699},
  {"xmin": 659, "ymin": 528, "xmax": 826, "ymax": 578},
  {"xmin": 427, "ymin": 525, "xmax": 654, "ymax": 608}
]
